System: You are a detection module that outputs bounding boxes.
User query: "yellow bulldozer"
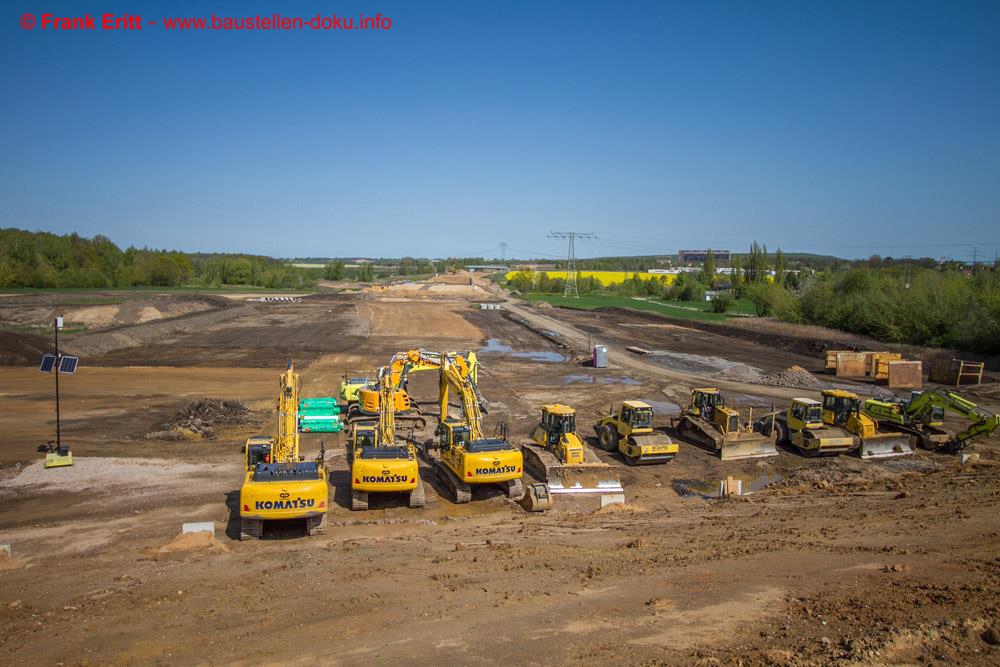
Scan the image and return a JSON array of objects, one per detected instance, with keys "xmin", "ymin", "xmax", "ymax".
[
  {"xmin": 428, "ymin": 353, "xmax": 524, "ymax": 504},
  {"xmin": 521, "ymin": 404, "xmax": 623, "ymax": 499},
  {"xmin": 672, "ymin": 388, "xmax": 778, "ymax": 460},
  {"xmin": 820, "ymin": 389, "xmax": 913, "ymax": 459},
  {"xmin": 348, "ymin": 359, "xmax": 425, "ymax": 511},
  {"xmin": 239, "ymin": 362, "xmax": 328, "ymax": 539},
  {"xmin": 593, "ymin": 401, "xmax": 678, "ymax": 464}
]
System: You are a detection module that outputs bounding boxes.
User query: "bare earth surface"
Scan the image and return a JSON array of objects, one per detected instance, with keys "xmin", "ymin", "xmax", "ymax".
[{"xmin": 1, "ymin": 277, "xmax": 999, "ymax": 665}]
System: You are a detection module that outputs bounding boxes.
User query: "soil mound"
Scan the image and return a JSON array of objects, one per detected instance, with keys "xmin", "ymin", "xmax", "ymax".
[
  {"xmin": 0, "ymin": 550, "xmax": 24, "ymax": 571},
  {"xmin": 155, "ymin": 531, "xmax": 230, "ymax": 557},
  {"xmin": 148, "ymin": 399, "xmax": 261, "ymax": 440}
]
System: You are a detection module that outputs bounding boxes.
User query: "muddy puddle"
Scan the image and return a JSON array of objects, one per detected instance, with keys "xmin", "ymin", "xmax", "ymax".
[
  {"xmin": 638, "ymin": 398, "xmax": 681, "ymax": 415},
  {"xmin": 642, "ymin": 350, "xmax": 762, "ymax": 377},
  {"xmin": 671, "ymin": 473, "xmax": 782, "ymax": 499},
  {"xmin": 562, "ymin": 374, "xmax": 642, "ymax": 386},
  {"xmin": 480, "ymin": 338, "xmax": 566, "ymax": 363}
]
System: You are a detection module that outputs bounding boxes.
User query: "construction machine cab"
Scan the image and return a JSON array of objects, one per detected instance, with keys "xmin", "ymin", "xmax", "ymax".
[
  {"xmin": 691, "ymin": 388, "xmax": 724, "ymax": 419},
  {"xmin": 821, "ymin": 390, "xmax": 861, "ymax": 427},
  {"xmin": 245, "ymin": 436, "xmax": 274, "ymax": 469},
  {"xmin": 788, "ymin": 398, "xmax": 823, "ymax": 430},
  {"xmin": 438, "ymin": 418, "xmax": 471, "ymax": 451},
  {"xmin": 541, "ymin": 404, "xmax": 576, "ymax": 445},
  {"xmin": 619, "ymin": 401, "xmax": 654, "ymax": 430}
]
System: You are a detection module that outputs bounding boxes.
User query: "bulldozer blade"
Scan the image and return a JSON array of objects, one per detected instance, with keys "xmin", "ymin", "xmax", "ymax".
[
  {"xmin": 718, "ymin": 435, "xmax": 779, "ymax": 462},
  {"xmin": 859, "ymin": 434, "xmax": 914, "ymax": 460},
  {"xmin": 546, "ymin": 466, "xmax": 624, "ymax": 495}
]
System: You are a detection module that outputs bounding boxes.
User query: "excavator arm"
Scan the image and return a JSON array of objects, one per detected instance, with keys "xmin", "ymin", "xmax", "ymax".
[
  {"xmin": 909, "ymin": 388, "xmax": 999, "ymax": 448},
  {"xmin": 272, "ymin": 362, "xmax": 301, "ymax": 463},
  {"xmin": 439, "ymin": 356, "xmax": 487, "ymax": 441}
]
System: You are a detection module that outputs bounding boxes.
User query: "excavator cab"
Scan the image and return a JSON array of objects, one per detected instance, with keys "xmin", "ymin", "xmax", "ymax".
[
  {"xmin": 438, "ymin": 418, "xmax": 471, "ymax": 451},
  {"xmin": 244, "ymin": 436, "xmax": 274, "ymax": 469}
]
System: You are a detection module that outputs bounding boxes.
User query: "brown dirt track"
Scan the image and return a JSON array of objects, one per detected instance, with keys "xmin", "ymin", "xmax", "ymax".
[{"xmin": 1, "ymin": 282, "xmax": 999, "ymax": 666}]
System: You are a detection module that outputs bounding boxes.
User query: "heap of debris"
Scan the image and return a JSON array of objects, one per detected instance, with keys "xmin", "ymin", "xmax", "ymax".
[
  {"xmin": 147, "ymin": 399, "xmax": 261, "ymax": 441},
  {"xmin": 748, "ymin": 365, "xmax": 825, "ymax": 390}
]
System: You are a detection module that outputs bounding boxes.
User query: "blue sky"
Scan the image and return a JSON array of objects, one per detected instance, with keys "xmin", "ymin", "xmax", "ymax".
[{"xmin": 3, "ymin": 0, "xmax": 999, "ymax": 260}]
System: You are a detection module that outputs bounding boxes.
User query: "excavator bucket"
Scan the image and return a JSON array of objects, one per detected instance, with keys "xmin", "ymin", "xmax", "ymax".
[
  {"xmin": 858, "ymin": 433, "xmax": 914, "ymax": 460},
  {"xmin": 718, "ymin": 433, "xmax": 779, "ymax": 461}
]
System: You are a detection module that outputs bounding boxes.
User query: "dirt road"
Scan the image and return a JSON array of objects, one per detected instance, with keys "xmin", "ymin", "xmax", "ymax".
[{"xmin": 2, "ymin": 284, "xmax": 999, "ymax": 665}]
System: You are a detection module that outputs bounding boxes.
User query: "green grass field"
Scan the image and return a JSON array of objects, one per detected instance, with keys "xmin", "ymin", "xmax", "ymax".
[{"xmin": 522, "ymin": 293, "xmax": 756, "ymax": 321}]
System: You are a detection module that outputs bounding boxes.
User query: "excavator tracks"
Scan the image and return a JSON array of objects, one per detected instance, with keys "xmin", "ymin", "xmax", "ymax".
[
  {"xmin": 351, "ymin": 490, "xmax": 369, "ymax": 511},
  {"xmin": 408, "ymin": 479, "xmax": 426, "ymax": 508},
  {"xmin": 240, "ymin": 518, "xmax": 263, "ymax": 541},
  {"xmin": 506, "ymin": 477, "xmax": 525, "ymax": 501},
  {"xmin": 435, "ymin": 460, "xmax": 472, "ymax": 504}
]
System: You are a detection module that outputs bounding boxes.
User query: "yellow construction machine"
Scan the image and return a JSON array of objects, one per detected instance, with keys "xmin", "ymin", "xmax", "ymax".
[
  {"xmin": 756, "ymin": 396, "xmax": 859, "ymax": 457},
  {"xmin": 239, "ymin": 362, "xmax": 328, "ymax": 539},
  {"xmin": 346, "ymin": 349, "xmax": 478, "ymax": 430},
  {"xmin": 593, "ymin": 401, "xmax": 678, "ymax": 464},
  {"xmin": 348, "ymin": 359, "xmax": 425, "ymax": 511},
  {"xmin": 521, "ymin": 404, "xmax": 622, "ymax": 497},
  {"xmin": 672, "ymin": 388, "xmax": 778, "ymax": 460},
  {"xmin": 429, "ymin": 353, "xmax": 524, "ymax": 503},
  {"xmin": 820, "ymin": 389, "xmax": 913, "ymax": 459}
]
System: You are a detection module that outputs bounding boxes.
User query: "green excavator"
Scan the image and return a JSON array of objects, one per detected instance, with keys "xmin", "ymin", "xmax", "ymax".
[{"xmin": 864, "ymin": 387, "xmax": 999, "ymax": 454}]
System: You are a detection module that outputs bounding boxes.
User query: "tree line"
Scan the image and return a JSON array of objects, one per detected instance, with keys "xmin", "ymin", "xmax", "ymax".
[{"xmin": 0, "ymin": 228, "xmax": 317, "ymax": 289}]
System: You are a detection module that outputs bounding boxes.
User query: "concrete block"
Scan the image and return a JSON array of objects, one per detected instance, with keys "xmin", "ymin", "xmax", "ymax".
[
  {"xmin": 182, "ymin": 522, "xmax": 215, "ymax": 535},
  {"xmin": 960, "ymin": 452, "xmax": 980, "ymax": 465}
]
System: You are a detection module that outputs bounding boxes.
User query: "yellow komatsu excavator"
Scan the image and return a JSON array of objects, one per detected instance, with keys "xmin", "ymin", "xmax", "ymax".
[
  {"xmin": 593, "ymin": 401, "xmax": 678, "ymax": 464},
  {"xmin": 757, "ymin": 397, "xmax": 858, "ymax": 457},
  {"xmin": 348, "ymin": 359, "xmax": 425, "ymax": 511},
  {"xmin": 347, "ymin": 349, "xmax": 478, "ymax": 430},
  {"xmin": 521, "ymin": 404, "xmax": 622, "ymax": 497},
  {"xmin": 820, "ymin": 389, "xmax": 913, "ymax": 459},
  {"xmin": 429, "ymin": 353, "xmax": 524, "ymax": 504},
  {"xmin": 672, "ymin": 388, "xmax": 778, "ymax": 460},
  {"xmin": 239, "ymin": 362, "xmax": 328, "ymax": 539}
]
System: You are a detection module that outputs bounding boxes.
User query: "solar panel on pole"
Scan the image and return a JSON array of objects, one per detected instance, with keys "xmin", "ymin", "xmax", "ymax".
[
  {"xmin": 39, "ymin": 354, "xmax": 56, "ymax": 373},
  {"xmin": 58, "ymin": 356, "xmax": 79, "ymax": 374}
]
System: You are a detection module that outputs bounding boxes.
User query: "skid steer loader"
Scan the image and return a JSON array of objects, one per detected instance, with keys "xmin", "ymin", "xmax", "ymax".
[
  {"xmin": 521, "ymin": 404, "xmax": 623, "ymax": 496},
  {"xmin": 672, "ymin": 388, "xmax": 778, "ymax": 460}
]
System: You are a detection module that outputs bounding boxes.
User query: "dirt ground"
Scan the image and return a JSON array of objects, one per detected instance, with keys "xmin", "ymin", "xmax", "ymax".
[{"xmin": 2, "ymin": 279, "xmax": 999, "ymax": 665}]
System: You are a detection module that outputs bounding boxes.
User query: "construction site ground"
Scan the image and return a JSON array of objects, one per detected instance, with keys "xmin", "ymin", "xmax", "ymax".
[{"xmin": 2, "ymin": 279, "xmax": 999, "ymax": 665}]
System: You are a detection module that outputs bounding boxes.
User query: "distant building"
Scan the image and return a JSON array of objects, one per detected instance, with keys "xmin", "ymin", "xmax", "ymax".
[{"xmin": 678, "ymin": 249, "xmax": 731, "ymax": 263}]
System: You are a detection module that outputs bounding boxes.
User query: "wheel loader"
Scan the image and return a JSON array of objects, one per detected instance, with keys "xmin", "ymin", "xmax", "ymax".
[
  {"xmin": 756, "ymin": 397, "xmax": 859, "ymax": 457},
  {"xmin": 593, "ymin": 401, "xmax": 677, "ymax": 465},
  {"xmin": 671, "ymin": 388, "xmax": 778, "ymax": 460},
  {"xmin": 521, "ymin": 404, "xmax": 623, "ymax": 496},
  {"xmin": 820, "ymin": 389, "xmax": 913, "ymax": 459}
]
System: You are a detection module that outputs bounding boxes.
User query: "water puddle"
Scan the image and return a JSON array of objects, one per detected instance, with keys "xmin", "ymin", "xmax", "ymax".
[
  {"xmin": 480, "ymin": 338, "xmax": 566, "ymax": 363},
  {"xmin": 562, "ymin": 374, "xmax": 642, "ymax": 386},
  {"xmin": 643, "ymin": 350, "xmax": 763, "ymax": 377},
  {"xmin": 671, "ymin": 473, "xmax": 783, "ymax": 499},
  {"xmin": 637, "ymin": 398, "xmax": 681, "ymax": 415}
]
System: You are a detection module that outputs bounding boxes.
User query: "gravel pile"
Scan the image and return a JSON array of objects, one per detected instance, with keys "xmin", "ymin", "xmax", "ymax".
[{"xmin": 748, "ymin": 365, "xmax": 825, "ymax": 389}]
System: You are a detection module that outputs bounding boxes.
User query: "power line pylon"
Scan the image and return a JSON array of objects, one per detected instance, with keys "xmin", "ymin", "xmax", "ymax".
[
  {"xmin": 499, "ymin": 242, "xmax": 508, "ymax": 263},
  {"xmin": 548, "ymin": 231, "xmax": 597, "ymax": 297}
]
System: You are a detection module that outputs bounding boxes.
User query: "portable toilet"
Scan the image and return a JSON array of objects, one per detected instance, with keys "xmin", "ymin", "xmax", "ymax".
[{"xmin": 592, "ymin": 344, "xmax": 608, "ymax": 368}]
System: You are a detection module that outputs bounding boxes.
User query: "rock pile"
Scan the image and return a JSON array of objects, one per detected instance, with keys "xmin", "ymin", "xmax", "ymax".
[{"xmin": 748, "ymin": 365, "xmax": 824, "ymax": 389}]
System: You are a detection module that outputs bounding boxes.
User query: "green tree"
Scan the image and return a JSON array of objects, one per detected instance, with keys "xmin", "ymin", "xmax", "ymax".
[
  {"xmin": 324, "ymin": 260, "xmax": 345, "ymax": 281},
  {"xmin": 702, "ymin": 249, "xmax": 716, "ymax": 287},
  {"xmin": 774, "ymin": 248, "xmax": 785, "ymax": 286}
]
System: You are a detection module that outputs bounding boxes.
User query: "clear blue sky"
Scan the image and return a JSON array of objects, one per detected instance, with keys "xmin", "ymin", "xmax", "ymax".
[{"xmin": 3, "ymin": 0, "xmax": 999, "ymax": 260}]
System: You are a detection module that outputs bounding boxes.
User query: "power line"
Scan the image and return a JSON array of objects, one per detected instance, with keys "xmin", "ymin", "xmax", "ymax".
[{"xmin": 548, "ymin": 231, "xmax": 597, "ymax": 298}]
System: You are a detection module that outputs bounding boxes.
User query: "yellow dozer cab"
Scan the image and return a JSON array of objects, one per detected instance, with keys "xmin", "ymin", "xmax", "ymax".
[
  {"xmin": 521, "ymin": 404, "xmax": 623, "ymax": 497},
  {"xmin": 239, "ymin": 363, "xmax": 328, "ymax": 540},
  {"xmin": 821, "ymin": 389, "xmax": 913, "ymax": 460},
  {"xmin": 348, "ymin": 423, "xmax": 423, "ymax": 511},
  {"xmin": 757, "ymin": 397, "xmax": 858, "ymax": 457},
  {"xmin": 672, "ymin": 388, "xmax": 778, "ymax": 461},
  {"xmin": 593, "ymin": 401, "xmax": 678, "ymax": 465}
]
